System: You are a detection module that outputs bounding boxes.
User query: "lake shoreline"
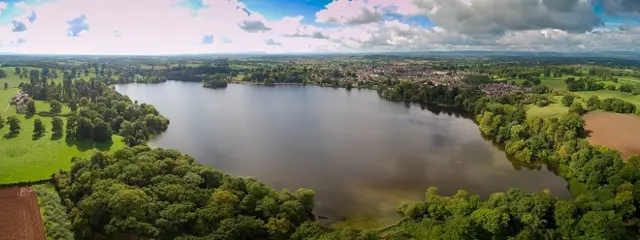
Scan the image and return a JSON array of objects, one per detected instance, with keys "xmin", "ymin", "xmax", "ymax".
[{"xmin": 115, "ymin": 81, "xmax": 572, "ymax": 229}]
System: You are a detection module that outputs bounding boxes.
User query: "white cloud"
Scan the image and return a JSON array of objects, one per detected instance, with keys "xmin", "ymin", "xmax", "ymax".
[
  {"xmin": 0, "ymin": 0, "xmax": 639, "ymax": 54},
  {"xmin": 316, "ymin": 0, "xmax": 383, "ymax": 25}
]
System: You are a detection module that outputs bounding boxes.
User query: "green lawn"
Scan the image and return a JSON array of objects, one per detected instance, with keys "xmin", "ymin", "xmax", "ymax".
[
  {"xmin": 0, "ymin": 112, "xmax": 125, "ymax": 184},
  {"xmin": 527, "ymin": 96, "xmax": 571, "ymax": 118},
  {"xmin": 539, "ymin": 76, "xmax": 570, "ymax": 89}
]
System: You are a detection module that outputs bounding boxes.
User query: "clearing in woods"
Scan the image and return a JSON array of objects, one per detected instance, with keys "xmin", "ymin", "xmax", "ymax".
[
  {"xmin": 0, "ymin": 187, "xmax": 45, "ymax": 240},
  {"xmin": 583, "ymin": 111, "xmax": 640, "ymax": 159}
]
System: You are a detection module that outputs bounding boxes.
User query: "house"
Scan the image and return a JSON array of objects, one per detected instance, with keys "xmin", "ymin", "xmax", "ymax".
[{"xmin": 10, "ymin": 93, "xmax": 29, "ymax": 113}]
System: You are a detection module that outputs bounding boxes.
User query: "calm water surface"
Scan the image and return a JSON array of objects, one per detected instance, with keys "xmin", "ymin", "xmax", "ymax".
[{"xmin": 116, "ymin": 81, "xmax": 571, "ymax": 226}]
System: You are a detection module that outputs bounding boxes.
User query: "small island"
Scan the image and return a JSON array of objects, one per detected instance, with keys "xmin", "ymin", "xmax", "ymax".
[{"xmin": 202, "ymin": 73, "xmax": 229, "ymax": 89}]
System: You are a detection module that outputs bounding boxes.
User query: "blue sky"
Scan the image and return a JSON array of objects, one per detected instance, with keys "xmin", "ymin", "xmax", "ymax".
[{"xmin": 0, "ymin": 0, "xmax": 639, "ymax": 54}]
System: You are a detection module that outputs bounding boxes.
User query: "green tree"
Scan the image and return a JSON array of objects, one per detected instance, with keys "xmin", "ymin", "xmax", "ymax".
[
  {"xmin": 69, "ymin": 100, "xmax": 78, "ymax": 112},
  {"xmin": 26, "ymin": 99, "xmax": 37, "ymax": 114},
  {"xmin": 587, "ymin": 96, "xmax": 600, "ymax": 110},
  {"xmin": 0, "ymin": 115, "xmax": 4, "ymax": 128},
  {"xmin": 79, "ymin": 97, "xmax": 90, "ymax": 107},
  {"xmin": 577, "ymin": 211, "xmax": 624, "ymax": 239},
  {"xmin": 51, "ymin": 117, "xmax": 64, "ymax": 137},
  {"xmin": 3, "ymin": 82, "xmax": 7, "ymax": 90},
  {"xmin": 92, "ymin": 118, "xmax": 112, "ymax": 142},
  {"xmin": 33, "ymin": 119, "xmax": 46, "ymax": 137},
  {"xmin": 49, "ymin": 100, "xmax": 62, "ymax": 114},
  {"xmin": 569, "ymin": 102, "xmax": 587, "ymax": 115},
  {"xmin": 561, "ymin": 95, "xmax": 575, "ymax": 107},
  {"xmin": 7, "ymin": 115, "xmax": 21, "ymax": 135}
]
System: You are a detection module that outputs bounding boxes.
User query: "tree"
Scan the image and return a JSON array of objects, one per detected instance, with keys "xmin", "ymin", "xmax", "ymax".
[
  {"xmin": 531, "ymin": 85, "xmax": 549, "ymax": 94},
  {"xmin": 33, "ymin": 119, "xmax": 46, "ymax": 137},
  {"xmin": 51, "ymin": 117, "xmax": 64, "ymax": 137},
  {"xmin": 79, "ymin": 97, "xmax": 90, "ymax": 107},
  {"xmin": 587, "ymin": 96, "xmax": 600, "ymax": 110},
  {"xmin": 561, "ymin": 95, "xmax": 575, "ymax": 107},
  {"xmin": 577, "ymin": 211, "xmax": 624, "ymax": 239},
  {"xmin": 0, "ymin": 69, "xmax": 6, "ymax": 78},
  {"xmin": 69, "ymin": 100, "xmax": 78, "ymax": 112},
  {"xmin": 92, "ymin": 118, "xmax": 112, "ymax": 142},
  {"xmin": 536, "ymin": 99, "xmax": 549, "ymax": 107},
  {"xmin": 26, "ymin": 99, "xmax": 36, "ymax": 114},
  {"xmin": 49, "ymin": 100, "xmax": 62, "ymax": 114},
  {"xmin": 569, "ymin": 102, "xmax": 587, "ymax": 115},
  {"xmin": 3, "ymin": 82, "xmax": 7, "ymax": 90},
  {"xmin": 0, "ymin": 115, "xmax": 4, "ymax": 128},
  {"xmin": 7, "ymin": 115, "xmax": 21, "ymax": 135}
]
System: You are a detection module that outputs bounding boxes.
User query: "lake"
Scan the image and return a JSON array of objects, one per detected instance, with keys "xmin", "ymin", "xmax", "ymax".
[{"xmin": 116, "ymin": 81, "xmax": 571, "ymax": 227}]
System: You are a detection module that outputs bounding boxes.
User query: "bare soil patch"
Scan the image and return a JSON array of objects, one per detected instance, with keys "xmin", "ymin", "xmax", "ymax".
[
  {"xmin": 0, "ymin": 187, "xmax": 45, "ymax": 240},
  {"xmin": 583, "ymin": 111, "xmax": 640, "ymax": 159}
]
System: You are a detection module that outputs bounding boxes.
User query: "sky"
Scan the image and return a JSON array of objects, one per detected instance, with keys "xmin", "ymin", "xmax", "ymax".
[{"xmin": 0, "ymin": 0, "xmax": 639, "ymax": 55}]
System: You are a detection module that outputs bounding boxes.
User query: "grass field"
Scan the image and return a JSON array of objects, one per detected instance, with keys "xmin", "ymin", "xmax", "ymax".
[
  {"xmin": 575, "ymin": 90, "xmax": 640, "ymax": 107},
  {"xmin": 1, "ymin": 67, "xmax": 125, "ymax": 185},
  {"xmin": 0, "ymin": 112, "xmax": 125, "ymax": 184},
  {"xmin": 526, "ymin": 96, "xmax": 572, "ymax": 118},
  {"xmin": 539, "ymin": 77, "xmax": 570, "ymax": 89}
]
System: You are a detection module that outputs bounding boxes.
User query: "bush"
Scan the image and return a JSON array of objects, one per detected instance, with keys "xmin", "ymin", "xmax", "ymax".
[
  {"xmin": 561, "ymin": 95, "xmax": 575, "ymax": 107},
  {"xmin": 34, "ymin": 185, "xmax": 74, "ymax": 240},
  {"xmin": 536, "ymin": 99, "xmax": 549, "ymax": 107}
]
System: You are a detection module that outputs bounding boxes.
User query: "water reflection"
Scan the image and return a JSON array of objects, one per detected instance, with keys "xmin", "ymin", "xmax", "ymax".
[{"xmin": 116, "ymin": 82, "xmax": 571, "ymax": 226}]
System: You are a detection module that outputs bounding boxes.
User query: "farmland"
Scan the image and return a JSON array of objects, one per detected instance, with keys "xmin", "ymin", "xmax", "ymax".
[
  {"xmin": 0, "ymin": 187, "xmax": 45, "ymax": 240},
  {"xmin": 584, "ymin": 111, "xmax": 640, "ymax": 159}
]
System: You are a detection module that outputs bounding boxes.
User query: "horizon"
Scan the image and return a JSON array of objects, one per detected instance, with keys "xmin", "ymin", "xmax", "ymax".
[{"xmin": 1, "ymin": 0, "xmax": 640, "ymax": 55}]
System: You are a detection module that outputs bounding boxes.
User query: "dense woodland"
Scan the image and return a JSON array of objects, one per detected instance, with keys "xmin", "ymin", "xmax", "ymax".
[{"xmin": 53, "ymin": 146, "xmax": 316, "ymax": 240}]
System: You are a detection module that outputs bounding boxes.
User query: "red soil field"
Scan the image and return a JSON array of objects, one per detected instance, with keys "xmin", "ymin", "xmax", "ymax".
[
  {"xmin": 583, "ymin": 111, "xmax": 640, "ymax": 159},
  {"xmin": 0, "ymin": 187, "xmax": 45, "ymax": 240}
]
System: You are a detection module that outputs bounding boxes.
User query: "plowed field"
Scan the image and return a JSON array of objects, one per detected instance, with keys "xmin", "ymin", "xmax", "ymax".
[{"xmin": 0, "ymin": 187, "xmax": 45, "ymax": 240}]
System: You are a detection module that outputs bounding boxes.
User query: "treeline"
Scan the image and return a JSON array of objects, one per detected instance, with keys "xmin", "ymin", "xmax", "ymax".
[
  {"xmin": 372, "ymin": 80, "xmax": 640, "ymax": 239},
  {"xmin": 53, "ymin": 147, "xmax": 316, "ymax": 240},
  {"xmin": 202, "ymin": 74, "xmax": 229, "ymax": 89},
  {"xmin": 565, "ymin": 77, "xmax": 606, "ymax": 92},
  {"xmin": 65, "ymin": 84, "xmax": 169, "ymax": 145},
  {"xmin": 167, "ymin": 65, "xmax": 232, "ymax": 82}
]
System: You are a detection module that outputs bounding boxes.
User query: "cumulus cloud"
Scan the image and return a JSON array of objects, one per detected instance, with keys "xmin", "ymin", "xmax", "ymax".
[
  {"xmin": 316, "ymin": 0, "xmax": 383, "ymax": 25},
  {"xmin": 67, "ymin": 15, "xmax": 89, "ymax": 37},
  {"xmin": 202, "ymin": 34, "xmax": 213, "ymax": 44},
  {"xmin": 239, "ymin": 20, "xmax": 271, "ymax": 33},
  {"xmin": 411, "ymin": 0, "xmax": 602, "ymax": 35},
  {"xmin": 12, "ymin": 20, "xmax": 26, "ymax": 32}
]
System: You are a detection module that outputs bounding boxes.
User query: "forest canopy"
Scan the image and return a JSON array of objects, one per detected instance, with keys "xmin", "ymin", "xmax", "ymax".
[{"xmin": 53, "ymin": 146, "xmax": 316, "ymax": 240}]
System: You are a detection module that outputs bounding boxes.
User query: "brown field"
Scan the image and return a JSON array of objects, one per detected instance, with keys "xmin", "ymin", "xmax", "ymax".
[
  {"xmin": 0, "ymin": 187, "xmax": 45, "ymax": 240},
  {"xmin": 583, "ymin": 111, "xmax": 640, "ymax": 159}
]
